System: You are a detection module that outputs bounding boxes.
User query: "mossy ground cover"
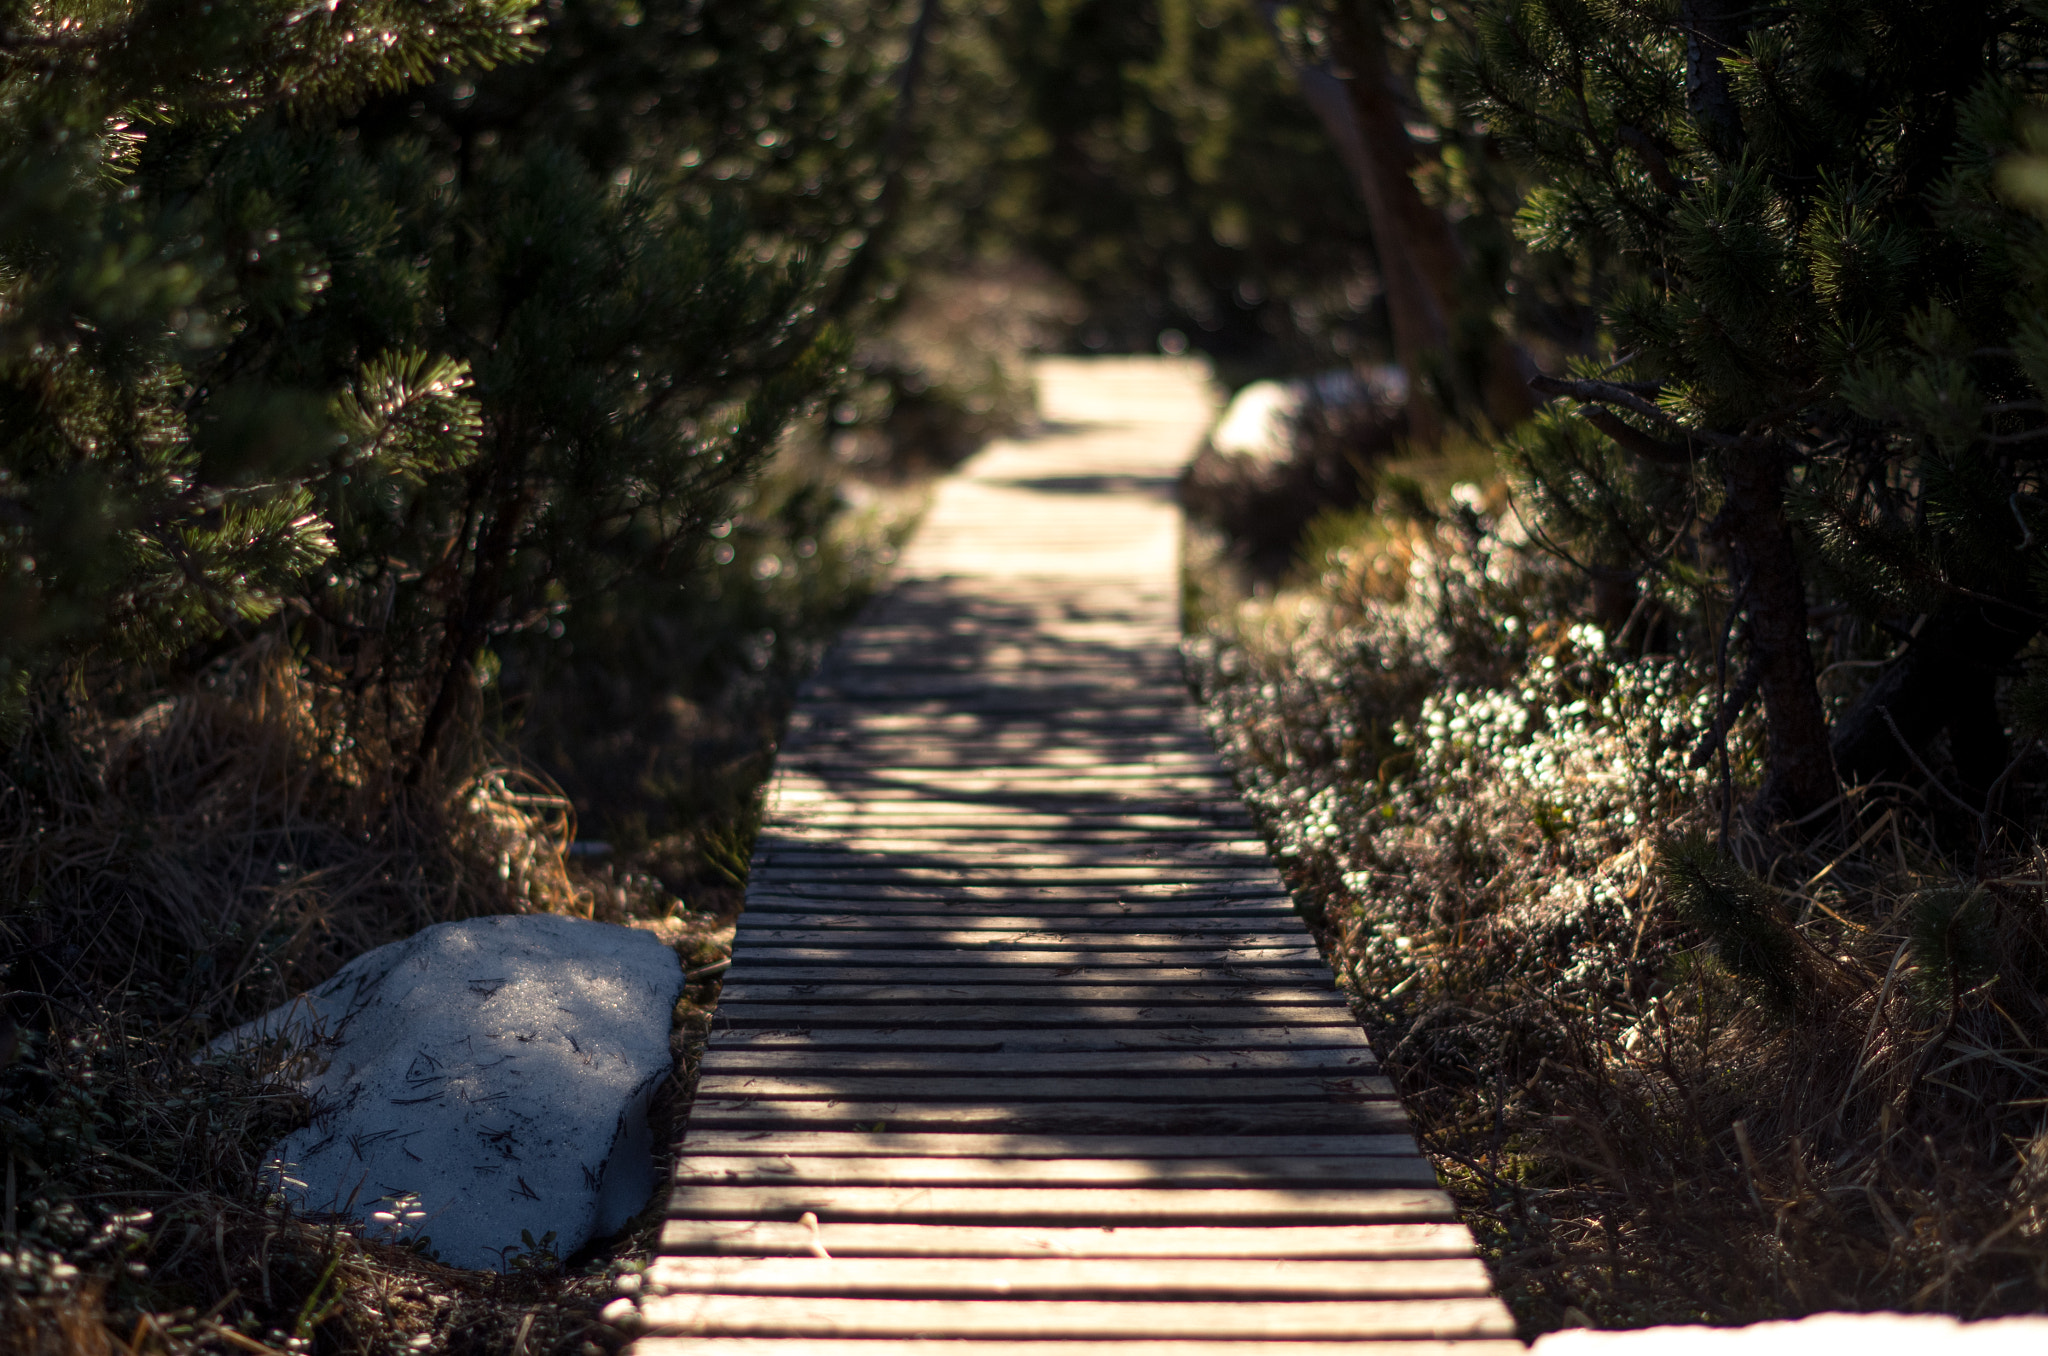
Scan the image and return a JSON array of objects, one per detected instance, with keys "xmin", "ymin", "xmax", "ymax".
[{"xmin": 1184, "ymin": 486, "xmax": 2048, "ymax": 1335}]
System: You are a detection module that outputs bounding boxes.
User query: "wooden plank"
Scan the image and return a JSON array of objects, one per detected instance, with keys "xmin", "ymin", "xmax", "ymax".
[
  {"xmin": 741, "ymin": 890, "xmax": 1289, "ymax": 909},
  {"xmin": 656, "ymin": 1219, "xmax": 1476, "ymax": 1259},
  {"xmin": 770, "ymin": 786, "xmax": 1245, "ymax": 805},
  {"xmin": 755, "ymin": 845, "xmax": 1270, "ymax": 863},
  {"xmin": 726, "ymin": 948, "xmax": 1326, "ymax": 967},
  {"xmin": 645, "ymin": 1255, "xmax": 1490, "ymax": 1299},
  {"xmin": 733, "ymin": 917, "xmax": 1297, "ymax": 933},
  {"xmin": 797, "ymin": 675, "xmax": 1192, "ymax": 697},
  {"xmin": 759, "ymin": 823, "xmax": 1254, "ymax": 840},
  {"xmin": 707, "ymin": 977, "xmax": 1341, "ymax": 1002},
  {"xmin": 771, "ymin": 786, "xmax": 1244, "ymax": 805},
  {"xmin": 772, "ymin": 782, "xmax": 1242, "ymax": 800},
  {"xmin": 676, "ymin": 1132, "xmax": 1420, "ymax": 1158},
  {"xmin": 685, "ymin": 1101, "xmax": 1415, "ymax": 1133},
  {"xmin": 773, "ymin": 772, "xmax": 1237, "ymax": 792},
  {"xmin": 770, "ymin": 802, "xmax": 1256, "ymax": 822},
  {"xmin": 692, "ymin": 1073, "xmax": 1395, "ymax": 1102},
  {"xmin": 744, "ymin": 878, "xmax": 1280, "ymax": 897},
  {"xmin": 740, "ymin": 890, "xmax": 1291, "ymax": 910},
  {"xmin": 786, "ymin": 711, "xmax": 1209, "ymax": 735},
  {"xmin": 779, "ymin": 762, "xmax": 1230, "ymax": 781},
  {"xmin": 677, "ymin": 1131, "xmax": 1419, "ymax": 1158},
  {"xmin": 816, "ymin": 646, "xmax": 1183, "ymax": 660},
  {"xmin": 732, "ymin": 920, "xmax": 1301, "ymax": 939},
  {"xmin": 714, "ymin": 984, "xmax": 1344, "ymax": 1007},
  {"xmin": 782, "ymin": 696, "xmax": 1212, "ymax": 716},
  {"xmin": 701, "ymin": 1028, "xmax": 1367, "ymax": 1053},
  {"xmin": 670, "ymin": 1155, "xmax": 1437, "ymax": 1189},
  {"xmin": 741, "ymin": 893, "xmax": 1277, "ymax": 913},
  {"xmin": 754, "ymin": 855, "xmax": 1268, "ymax": 872},
  {"xmin": 756, "ymin": 839, "xmax": 1266, "ymax": 855},
  {"xmin": 774, "ymin": 757, "xmax": 1228, "ymax": 782},
  {"xmin": 724, "ymin": 931, "xmax": 1318, "ymax": 950},
  {"xmin": 634, "ymin": 1339, "xmax": 1525, "ymax": 1356},
  {"xmin": 735, "ymin": 917, "xmax": 1309, "ymax": 937},
  {"xmin": 638, "ymin": 1294, "xmax": 1514, "ymax": 1340},
  {"xmin": 768, "ymin": 813, "xmax": 1258, "ymax": 833},
  {"xmin": 705, "ymin": 1006, "xmax": 1357, "ymax": 1029},
  {"xmin": 664, "ymin": 1185, "xmax": 1453, "ymax": 1226},
  {"xmin": 779, "ymin": 754, "xmax": 1224, "ymax": 774},
  {"xmin": 697, "ymin": 1047, "xmax": 1372, "ymax": 1074},
  {"xmin": 811, "ymin": 663, "xmax": 1190, "ymax": 682}
]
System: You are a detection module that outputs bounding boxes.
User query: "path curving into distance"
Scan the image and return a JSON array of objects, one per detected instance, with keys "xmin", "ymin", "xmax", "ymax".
[{"xmin": 623, "ymin": 356, "xmax": 1518, "ymax": 1355}]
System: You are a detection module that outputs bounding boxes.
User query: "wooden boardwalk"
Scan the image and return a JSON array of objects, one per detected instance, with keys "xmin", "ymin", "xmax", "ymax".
[{"xmin": 628, "ymin": 358, "xmax": 1517, "ymax": 1355}]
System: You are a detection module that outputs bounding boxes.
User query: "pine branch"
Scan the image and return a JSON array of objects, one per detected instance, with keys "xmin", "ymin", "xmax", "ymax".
[
  {"xmin": 1689, "ymin": 658, "xmax": 1762, "ymax": 768},
  {"xmin": 1529, "ymin": 373, "xmax": 1674, "ymax": 425},
  {"xmin": 1531, "ymin": 373, "xmax": 1749, "ymax": 462},
  {"xmin": 1574, "ymin": 405, "xmax": 1692, "ymax": 466}
]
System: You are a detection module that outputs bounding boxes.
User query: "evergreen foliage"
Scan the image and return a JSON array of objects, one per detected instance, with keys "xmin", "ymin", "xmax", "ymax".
[
  {"xmin": 1460, "ymin": 0, "xmax": 2048, "ymax": 818},
  {"xmin": 1907, "ymin": 882, "xmax": 1999, "ymax": 1006},
  {"xmin": 0, "ymin": 0, "xmax": 868, "ymax": 772},
  {"xmin": 1657, "ymin": 831, "xmax": 1806, "ymax": 1012},
  {"xmin": 0, "ymin": 0, "xmax": 533, "ymax": 721}
]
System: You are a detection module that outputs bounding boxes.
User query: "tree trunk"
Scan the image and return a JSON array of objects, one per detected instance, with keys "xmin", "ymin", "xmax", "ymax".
[
  {"xmin": 1262, "ymin": 3, "xmax": 1534, "ymax": 441},
  {"xmin": 1830, "ymin": 596, "xmax": 2037, "ymax": 799},
  {"xmin": 409, "ymin": 461, "xmax": 534, "ymax": 785},
  {"xmin": 1721, "ymin": 446, "xmax": 1837, "ymax": 819},
  {"xmin": 824, "ymin": 0, "xmax": 941, "ymax": 319},
  {"xmin": 1283, "ymin": 58, "xmax": 1447, "ymax": 446},
  {"xmin": 1678, "ymin": 0, "xmax": 1746, "ymax": 159}
]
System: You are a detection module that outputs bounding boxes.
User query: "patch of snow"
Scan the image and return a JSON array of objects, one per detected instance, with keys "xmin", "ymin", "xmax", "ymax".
[
  {"xmin": 218, "ymin": 914, "xmax": 683, "ymax": 1271},
  {"xmin": 1531, "ymin": 1313, "xmax": 2048, "ymax": 1355}
]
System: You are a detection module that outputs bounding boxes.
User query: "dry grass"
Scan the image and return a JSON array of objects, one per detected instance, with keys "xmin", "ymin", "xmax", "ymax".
[
  {"xmin": 1185, "ymin": 491, "xmax": 2048, "ymax": 1334},
  {"xmin": 0, "ymin": 639, "xmax": 699, "ymax": 1355},
  {"xmin": 1, "ymin": 378, "xmax": 941, "ymax": 1353},
  {"xmin": 0, "ymin": 579, "xmax": 829, "ymax": 1352}
]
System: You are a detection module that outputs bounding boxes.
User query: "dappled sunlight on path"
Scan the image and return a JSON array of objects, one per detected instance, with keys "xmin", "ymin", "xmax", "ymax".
[{"xmin": 623, "ymin": 357, "xmax": 1517, "ymax": 1353}]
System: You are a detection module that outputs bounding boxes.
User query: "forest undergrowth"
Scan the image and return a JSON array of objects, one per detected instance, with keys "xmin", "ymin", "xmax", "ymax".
[
  {"xmin": 0, "ymin": 450, "xmax": 923, "ymax": 1356},
  {"xmin": 1185, "ymin": 485, "xmax": 2048, "ymax": 1335}
]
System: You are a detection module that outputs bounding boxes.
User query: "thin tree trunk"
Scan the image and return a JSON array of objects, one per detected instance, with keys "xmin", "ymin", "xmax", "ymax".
[
  {"xmin": 1721, "ymin": 446, "xmax": 1837, "ymax": 819},
  {"xmin": 1679, "ymin": 0, "xmax": 1745, "ymax": 159},
  {"xmin": 1286, "ymin": 58, "xmax": 1447, "ymax": 444},
  {"xmin": 409, "ymin": 464, "xmax": 533, "ymax": 786},
  {"xmin": 1263, "ymin": 3, "xmax": 1533, "ymax": 439}
]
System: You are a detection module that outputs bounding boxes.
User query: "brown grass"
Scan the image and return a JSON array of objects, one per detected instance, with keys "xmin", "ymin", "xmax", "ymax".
[
  {"xmin": 1, "ymin": 397, "xmax": 932, "ymax": 1353},
  {"xmin": 0, "ymin": 639, "xmax": 738, "ymax": 1355},
  {"xmin": 1185, "ymin": 497, "xmax": 2048, "ymax": 1333}
]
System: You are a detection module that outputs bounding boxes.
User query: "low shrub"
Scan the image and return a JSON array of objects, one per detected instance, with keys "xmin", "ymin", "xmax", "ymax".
[{"xmin": 1187, "ymin": 487, "xmax": 2048, "ymax": 1332}]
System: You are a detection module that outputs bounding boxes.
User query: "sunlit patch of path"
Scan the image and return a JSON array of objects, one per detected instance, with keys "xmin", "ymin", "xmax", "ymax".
[{"xmin": 625, "ymin": 357, "xmax": 1517, "ymax": 1354}]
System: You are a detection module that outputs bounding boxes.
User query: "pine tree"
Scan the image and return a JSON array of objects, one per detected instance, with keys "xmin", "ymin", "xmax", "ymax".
[
  {"xmin": 0, "ymin": 0, "xmax": 535, "ymax": 725},
  {"xmin": 0, "ymin": 1, "xmax": 882, "ymax": 778},
  {"xmin": 1460, "ymin": 0, "xmax": 2048, "ymax": 819}
]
